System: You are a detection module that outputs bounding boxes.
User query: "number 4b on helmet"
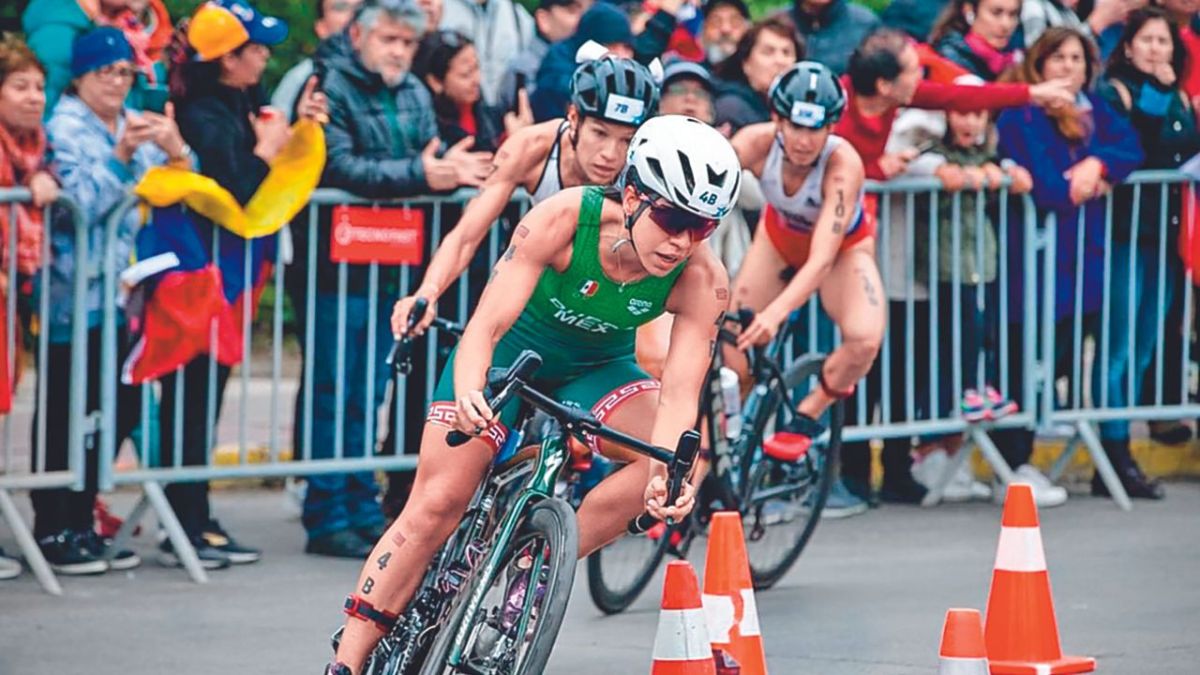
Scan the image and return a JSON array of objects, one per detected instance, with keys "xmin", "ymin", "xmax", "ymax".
[
  {"xmin": 769, "ymin": 61, "xmax": 847, "ymax": 129},
  {"xmin": 623, "ymin": 114, "xmax": 743, "ymax": 225}
]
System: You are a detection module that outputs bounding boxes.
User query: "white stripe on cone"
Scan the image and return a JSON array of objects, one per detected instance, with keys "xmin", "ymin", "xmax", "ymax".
[
  {"xmin": 993, "ymin": 526, "xmax": 1047, "ymax": 573},
  {"xmin": 653, "ymin": 607, "xmax": 713, "ymax": 661},
  {"xmin": 739, "ymin": 589, "xmax": 761, "ymax": 637},
  {"xmin": 937, "ymin": 656, "xmax": 990, "ymax": 675},
  {"xmin": 702, "ymin": 593, "xmax": 735, "ymax": 643},
  {"xmin": 702, "ymin": 591, "xmax": 762, "ymax": 641}
]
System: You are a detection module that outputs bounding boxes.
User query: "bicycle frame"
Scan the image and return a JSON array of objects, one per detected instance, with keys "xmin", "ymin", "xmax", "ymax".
[
  {"xmin": 443, "ymin": 431, "xmax": 573, "ymax": 667},
  {"xmin": 705, "ymin": 318, "xmax": 804, "ymax": 510}
]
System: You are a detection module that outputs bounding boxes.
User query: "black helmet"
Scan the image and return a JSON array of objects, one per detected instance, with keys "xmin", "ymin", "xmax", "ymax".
[
  {"xmin": 768, "ymin": 61, "xmax": 846, "ymax": 129},
  {"xmin": 570, "ymin": 56, "xmax": 660, "ymax": 127}
]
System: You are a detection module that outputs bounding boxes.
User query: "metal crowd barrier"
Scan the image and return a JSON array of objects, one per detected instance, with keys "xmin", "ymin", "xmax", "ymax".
[
  {"xmin": 0, "ymin": 189, "xmax": 90, "ymax": 595},
  {"xmin": 10, "ymin": 170, "xmax": 1184, "ymax": 588},
  {"xmin": 93, "ymin": 187, "xmax": 527, "ymax": 582},
  {"xmin": 1039, "ymin": 170, "xmax": 1200, "ymax": 509}
]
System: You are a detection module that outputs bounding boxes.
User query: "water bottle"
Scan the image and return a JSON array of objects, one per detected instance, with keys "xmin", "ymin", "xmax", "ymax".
[{"xmin": 719, "ymin": 367, "xmax": 742, "ymax": 440}]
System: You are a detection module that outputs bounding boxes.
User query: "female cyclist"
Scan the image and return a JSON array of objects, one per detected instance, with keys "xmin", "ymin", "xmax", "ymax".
[
  {"xmin": 326, "ymin": 115, "xmax": 742, "ymax": 675},
  {"xmin": 729, "ymin": 61, "xmax": 884, "ymax": 462}
]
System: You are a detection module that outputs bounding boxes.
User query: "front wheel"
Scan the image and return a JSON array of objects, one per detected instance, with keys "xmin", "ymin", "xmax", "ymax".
[
  {"xmin": 419, "ymin": 499, "xmax": 578, "ymax": 675},
  {"xmin": 742, "ymin": 355, "xmax": 842, "ymax": 590}
]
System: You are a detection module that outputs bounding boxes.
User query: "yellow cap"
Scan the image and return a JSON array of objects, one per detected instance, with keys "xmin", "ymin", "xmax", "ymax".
[{"xmin": 187, "ymin": 3, "xmax": 251, "ymax": 61}]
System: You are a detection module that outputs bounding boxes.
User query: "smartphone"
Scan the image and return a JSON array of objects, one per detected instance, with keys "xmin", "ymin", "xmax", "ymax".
[
  {"xmin": 142, "ymin": 86, "xmax": 170, "ymax": 114},
  {"xmin": 312, "ymin": 58, "xmax": 327, "ymax": 94},
  {"xmin": 511, "ymin": 72, "xmax": 527, "ymax": 113}
]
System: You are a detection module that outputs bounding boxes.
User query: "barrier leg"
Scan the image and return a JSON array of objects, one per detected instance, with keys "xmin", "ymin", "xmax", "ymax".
[
  {"xmin": 969, "ymin": 426, "xmax": 1017, "ymax": 486},
  {"xmin": 101, "ymin": 494, "xmax": 149, "ymax": 562},
  {"xmin": 143, "ymin": 481, "xmax": 209, "ymax": 583},
  {"xmin": 921, "ymin": 441, "xmax": 972, "ymax": 508},
  {"xmin": 1046, "ymin": 436, "xmax": 1080, "ymax": 483},
  {"xmin": 0, "ymin": 487, "xmax": 62, "ymax": 595},
  {"xmin": 1075, "ymin": 422, "xmax": 1133, "ymax": 511}
]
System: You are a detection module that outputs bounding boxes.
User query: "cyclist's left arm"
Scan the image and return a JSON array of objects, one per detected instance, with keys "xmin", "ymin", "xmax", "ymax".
[
  {"xmin": 739, "ymin": 144, "xmax": 865, "ymax": 348},
  {"xmin": 452, "ymin": 191, "xmax": 579, "ymax": 433},
  {"xmin": 646, "ymin": 250, "xmax": 730, "ymax": 519}
]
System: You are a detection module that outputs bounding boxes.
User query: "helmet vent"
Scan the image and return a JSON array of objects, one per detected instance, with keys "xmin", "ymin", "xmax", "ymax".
[
  {"xmin": 707, "ymin": 165, "xmax": 728, "ymax": 188},
  {"xmin": 676, "ymin": 151, "xmax": 696, "ymax": 193},
  {"xmin": 645, "ymin": 156, "xmax": 667, "ymax": 186}
]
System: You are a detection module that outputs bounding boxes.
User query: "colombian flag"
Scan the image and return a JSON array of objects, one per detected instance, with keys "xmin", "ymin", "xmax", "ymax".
[{"xmin": 121, "ymin": 120, "xmax": 325, "ymax": 384}]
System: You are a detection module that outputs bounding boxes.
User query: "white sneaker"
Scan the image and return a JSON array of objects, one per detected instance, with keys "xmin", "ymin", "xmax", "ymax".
[
  {"xmin": 949, "ymin": 459, "xmax": 992, "ymax": 501},
  {"xmin": 911, "ymin": 448, "xmax": 949, "ymax": 489},
  {"xmin": 0, "ymin": 550, "xmax": 20, "ymax": 580},
  {"xmin": 1009, "ymin": 465, "xmax": 1068, "ymax": 508},
  {"xmin": 913, "ymin": 449, "xmax": 992, "ymax": 502}
]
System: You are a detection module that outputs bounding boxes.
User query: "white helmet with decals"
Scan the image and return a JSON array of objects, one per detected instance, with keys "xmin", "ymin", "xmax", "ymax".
[{"xmin": 622, "ymin": 115, "xmax": 742, "ymax": 220}]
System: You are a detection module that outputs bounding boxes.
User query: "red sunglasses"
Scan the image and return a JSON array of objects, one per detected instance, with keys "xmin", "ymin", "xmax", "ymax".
[{"xmin": 635, "ymin": 198, "xmax": 719, "ymax": 241}]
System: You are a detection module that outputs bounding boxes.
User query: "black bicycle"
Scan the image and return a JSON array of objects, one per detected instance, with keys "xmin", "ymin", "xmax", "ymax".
[
  {"xmin": 586, "ymin": 309, "xmax": 842, "ymax": 613},
  {"xmin": 336, "ymin": 300, "xmax": 698, "ymax": 674}
]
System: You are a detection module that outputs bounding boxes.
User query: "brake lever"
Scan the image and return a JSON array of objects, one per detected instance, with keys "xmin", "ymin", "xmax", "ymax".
[
  {"xmin": 386, "ymin": 297, "xmax": 430, "ymax": 374},
  {"xmin": 627, "ymin": 430, "xmax": 701, "ymax": 535}
]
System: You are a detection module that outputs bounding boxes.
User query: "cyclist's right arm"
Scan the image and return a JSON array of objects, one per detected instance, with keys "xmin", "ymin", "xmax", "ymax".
[{"xmin": 392, "ymin": 126, "xmax": 548, "ymax": 337}]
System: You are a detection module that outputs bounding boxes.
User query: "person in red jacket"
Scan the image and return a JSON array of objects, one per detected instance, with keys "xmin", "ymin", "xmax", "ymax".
[{"xmin": 835, "ymin": 27, "xmax": 1075, "ymax": 182}]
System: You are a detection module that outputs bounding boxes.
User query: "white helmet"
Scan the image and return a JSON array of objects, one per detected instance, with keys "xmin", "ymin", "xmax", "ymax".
[{"xmin": 623, "ymin": 115, "xmax": 742, "ymax": 220}]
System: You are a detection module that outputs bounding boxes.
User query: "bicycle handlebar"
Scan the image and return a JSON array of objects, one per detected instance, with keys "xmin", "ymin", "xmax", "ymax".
[
  {"xmin": 386, "ymin": 297, "xmax": 465, "ymax": 375},
  {"xmin": 445, "ymin": 350, "xmax": 543, "ymax": 447},
  {"xmin": 716, "ymin": 308, "xmax": 754, "ymax": 347},
  {"xmin": 444, "ymin": 349, "xmax": 699, "ymax": 532}
]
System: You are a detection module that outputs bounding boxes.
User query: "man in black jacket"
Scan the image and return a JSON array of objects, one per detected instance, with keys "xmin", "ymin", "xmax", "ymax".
[
  {"xmin": 290, "ymin": 0, "xmax": 493, "ymax": 559},
  {"xmin": 792, "ymin": 0, "xmax": 881, "ymax": 74}
]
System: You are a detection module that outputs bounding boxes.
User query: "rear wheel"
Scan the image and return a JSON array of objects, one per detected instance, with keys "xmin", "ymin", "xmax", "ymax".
[
  {"xmin": 418, "ymin": 499, "xmax": 578, "ymax": 675},
  {"xmin": 741, "ymin": 355, "xmax": 842, "ymax": 589},
  {"xmin": 585, "ymin": 520, "xmax": 672, "ymax": 615}
]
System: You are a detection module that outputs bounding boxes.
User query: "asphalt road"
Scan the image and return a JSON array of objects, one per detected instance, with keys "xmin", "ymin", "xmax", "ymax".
[{"xmin": 2, "ymin": 483, "xmax": 1197, "ymax": 674}]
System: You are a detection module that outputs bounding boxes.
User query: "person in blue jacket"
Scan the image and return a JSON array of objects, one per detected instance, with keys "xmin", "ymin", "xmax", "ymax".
[{"xmin": 994, "ymin": 26, "xmax": 1144, "ymax": 507}]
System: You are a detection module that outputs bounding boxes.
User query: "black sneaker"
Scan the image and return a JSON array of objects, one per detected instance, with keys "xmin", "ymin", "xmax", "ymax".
[
  {"xmin": 158, "ymin": 536, "xmax": 232, "ymax": 570},
  {"xmin": 200, "ymin": 519, "xmax": 262, "ymax": 564},
  {"xmin": 1092, "ymin": 466, "xmax": 1165, "ymax": 500},
  {"xmin": 878, "ymin": 473, "xmax": 929, "ymax": 505},
  {"xmin": 307, "ymin": 529, "xmax": 373, "ymax": 559},
  {"xmin": 81, "ymin": 530, "xmax": 142, "ymax": 571},
  {"xmin": 38, "ymin": 530, "xmax": 108, "ymax": 575}
]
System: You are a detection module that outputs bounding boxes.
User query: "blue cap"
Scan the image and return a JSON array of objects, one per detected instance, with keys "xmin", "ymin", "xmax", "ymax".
[
  {"xmin": 71, "ymin": 27, "xmax": 134, "ymax": 79},
  {"xmin": 216, "ymin": 0, "xmax": 288, "ymax": 46}
]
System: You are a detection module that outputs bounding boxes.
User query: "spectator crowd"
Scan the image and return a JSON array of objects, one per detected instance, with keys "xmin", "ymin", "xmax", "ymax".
[{"xmin": 2, "ymin": 0, "xmax": 1200, "ymax": 582}]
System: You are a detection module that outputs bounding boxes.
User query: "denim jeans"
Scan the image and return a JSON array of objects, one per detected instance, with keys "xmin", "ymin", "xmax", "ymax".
[
  {"xmin": 1097, "ymin": 241, "xmax": 1179, "ymax": 441},
  {"xmin": 296, "ymin": 293, "xmax": 392, "ymax": 538}
]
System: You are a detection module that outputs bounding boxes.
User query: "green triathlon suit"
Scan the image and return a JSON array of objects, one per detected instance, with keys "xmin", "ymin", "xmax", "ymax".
[{"xmin": 428, "ymin": 186, "xmax": 687, "ymax": 453}]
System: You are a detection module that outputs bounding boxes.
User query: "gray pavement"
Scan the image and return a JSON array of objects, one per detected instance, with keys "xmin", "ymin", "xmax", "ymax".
[{"xmin": 1, "ymin": 484, "xmax": 1197, "ymax": 674}]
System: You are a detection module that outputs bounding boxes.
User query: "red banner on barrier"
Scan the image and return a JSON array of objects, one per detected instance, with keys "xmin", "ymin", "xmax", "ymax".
[{"xmin": 330, "ymin": 205, "xmax": 424, "ymax": 265}]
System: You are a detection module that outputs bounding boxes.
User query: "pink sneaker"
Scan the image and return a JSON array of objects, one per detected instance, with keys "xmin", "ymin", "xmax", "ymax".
[
  {"xmin": 960, "ymin": 389, "xmax": 987, "ymax": 423},
  {"xmin": 984, "ymin": 385, "xmax": 1018, "ymax": 420}
]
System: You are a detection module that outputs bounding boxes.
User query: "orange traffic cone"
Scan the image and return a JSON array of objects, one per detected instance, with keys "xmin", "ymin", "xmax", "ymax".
[
  {"xmin": 702, "ymin": 512, "xmax": 767, "ymax": 675},
  {"xmin": 652, "ymin": 561, "xmax": 717, "ymax": 675},
  {"xmin": 984, "ymin": 483, "xmax": 1095, "ymax": 674},
  {"xmin": 938, "ymin": 609, "xmax": 989, "ymax": 675}
]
